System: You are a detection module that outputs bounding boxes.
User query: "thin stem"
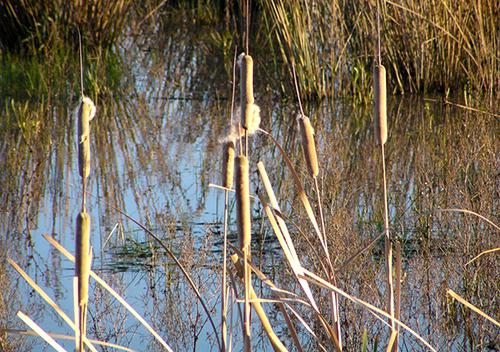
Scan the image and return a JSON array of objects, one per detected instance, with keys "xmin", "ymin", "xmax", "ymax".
[
  {"xmin": 313, "ymin": 177, "xmax": 326, "ymax": 252},
  {"xmin": 221, "ymin": 191, "xmax": 229, "ymax": 352},
  {"xmin": 377, "ymin": 0, "xmax": 382, "ymax": 65},
  {"xmin": 292, "ymin": 63, "xmax": 304, "ymax": 116},
  {"xmin": 245, "ymin": 0, "xmax": 250, "ymax": 54},
  {"xmin": 381, "ymin": 144, "xmax": 396, "ymax": 337},
  {"xmin": 78, "ymin": 27, "xmax": 84, "ymax": 97}
]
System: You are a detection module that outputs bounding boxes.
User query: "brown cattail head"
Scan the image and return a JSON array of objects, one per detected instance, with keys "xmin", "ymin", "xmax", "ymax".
[
  {"xmin": 235, "ymin": 155, "xmax": 251, "ymax": 254},
  {"xmin": 222, "ymin": 141, "xmax": 235, "ymax": 189},
  {"xmin": 373, "ymin": 64, "xmax": 388, "ymax": 145},
  {"xmin": 298, "ymin": 114, "xmax": 319, "ymax": 178},
  {"xmin": 240, "ymin": 54, "xmax": 254, "ymax": 130},
  {"xmin": 77, "ymin": 97, "xmax": 95, "ymax": 179},
  {"xmin": 75, "ymin": 211, "xmax": 91, "ymax": 302}
]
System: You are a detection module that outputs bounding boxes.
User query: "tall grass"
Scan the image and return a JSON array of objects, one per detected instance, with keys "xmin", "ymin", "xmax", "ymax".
[
  {"xmin": 0, "ymin": 0, "xmax": 141, "ymax": 50},
  {"xmin": 253, "ymin": 0, "xmax": 498, "ymax": 100}
]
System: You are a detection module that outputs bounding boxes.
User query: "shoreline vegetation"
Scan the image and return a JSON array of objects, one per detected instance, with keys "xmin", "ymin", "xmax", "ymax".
[
  {"xmin": 0, "ymin": 0, "xmax": 498, "ymax": 102},
  {"xmin": 0, "ymin": 1, "xmax": 498, "ymax": 351}
]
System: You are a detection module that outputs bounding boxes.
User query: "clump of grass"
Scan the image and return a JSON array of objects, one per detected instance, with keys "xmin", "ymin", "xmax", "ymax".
[{"xmin": 0, "ymin": 0, "xmax": 142, "ymax": 50}]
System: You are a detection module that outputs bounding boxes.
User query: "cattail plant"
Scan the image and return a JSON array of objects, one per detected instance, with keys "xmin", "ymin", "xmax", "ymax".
[
  {"xmin": 235, "ymin": 154, "xmax": 252, "ymax": 351},
  {"xmin": 75, "ymin": 211, "xmax": 91, "ymax": 352},
  {"xmin": 75, "ymin": 34, "xmax": 96, "ymax": 352},
  {"xmin": 222, "ymin": 142, "xmax": 235, "ymax": 190},
  {"xmin": 220, "ymin": 140, "xmax": 234, "ymax": 352},
  {"xmin": 374, "ymin": 2, "xmax": 396, "ymax": 348},
  {"xmin": 297, "ymin": 115, "xmax": 319, "ymax": 178},
  {"xmin": 293, "ymin": 58, "xmax": 340, "ymax": 347},
  {"xmin": 77, "ymin": 98, "xmax": 96, "ymax": 182},
  {"xmin": 373, "ymin": 64, "xmax": 388, "ymax": 145},
  {"xmin": 239, "ymin": 53, "xmax": 254, "ymax": 131}
]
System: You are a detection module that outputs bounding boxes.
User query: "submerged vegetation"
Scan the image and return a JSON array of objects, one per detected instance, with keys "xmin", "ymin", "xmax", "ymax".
[{"xmin": 0, "ymin": 0, "xmax": 498, "ymax": 351}]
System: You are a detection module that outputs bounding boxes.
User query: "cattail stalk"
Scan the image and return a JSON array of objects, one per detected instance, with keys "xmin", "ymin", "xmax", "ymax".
[
  {"xmin": 221, "ymin": 141, "xmax": 235, "ymax": 352},
  {"xmin": 75, "ymin": 211, "xmax": 91, "ymax": 352},
  {"xmin": 231, "ymin": 254, "xmax": 287, "ymax": 352},
  {"xmin": 240, "ymin": 55, "xmax": 254, "ymax": 131},
  {"xmin": 374, "ymin": 64, "xmax": 388, "ymax": 145},
  {"xmin": 394, "ymin": 241, "xmax": 402, "ymax": 352},
  {"xmin": 298, "ymin": 114, "xmax": 341, "ymax": 347},
  {"xmin": 298, "ymin": 115, "xmax": 319, "ymax": 178},
  {"xmin": 222, "ymin": 142, "xmax": 235, "ymax": 190},
  {"xmin": 235, "ymin": 155, "xmax": 251, "ymax": 351},
  {"xmin": 77, "ymin": 97, "xmax": 95, "ymax": 209},
  {"xmin": 375, "ymin": 62, "xmax": 395, "ymax": 344}
]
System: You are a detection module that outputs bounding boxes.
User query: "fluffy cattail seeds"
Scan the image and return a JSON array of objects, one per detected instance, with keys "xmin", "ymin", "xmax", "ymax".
[
  {"xmin": 222, "ymin": 141, "xmax": 235, "ymax": 189},
  {"xmin": 77, "ymin": 97, "xmax": 96, "ymax": 179},
  {"xmin": 239, "ymin": 54, "xmax": 254, "ymax": 130},
  {"xmin": 298, "ymin": 114, "xmax": 319, "ymax": 178},
  {"xmin": 373, "ymin": 64, "xmax": 388, "ymax": 145}
]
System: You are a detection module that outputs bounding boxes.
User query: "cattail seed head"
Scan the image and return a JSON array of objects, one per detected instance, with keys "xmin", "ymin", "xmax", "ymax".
[
  {"xmin": 240, "ymin": 54, "xmax": 254, "ymax": 130},
  {"xmin": 77, "ymin": 97, "xmax": 95, "ymax": 179},
  {"xmin": 222, "ymin": 141, "xmax": 235, "ymax": 189},
  {"xmin": 373, "ymin": 64, "xmax": 388, "ymax": 145},
  {"xmin": 298, "ymin": 114, "xmax": 319, "ymax": 178},
  {"xmin": 75, "ymin": 211, "xmax": 91, "ymax": 304},
  {"xmin": 235, "ymin": 155, "xmax": 251, "ymax": 254}
]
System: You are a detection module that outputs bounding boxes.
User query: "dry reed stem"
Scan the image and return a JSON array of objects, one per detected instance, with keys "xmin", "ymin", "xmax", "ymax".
[
  {"xmin": 16, "ymin": 311, "xmax": 67, "ymax": 352},
  {"xmin": 235, "ymin": 155, "xmax": 251, "ymax": 350},
  {"xmin": 466, "ymin": 247, "xmax": 500, "ymax": 266},
  {"xmin": 259, "ymin": 129, "xmax": 330, "ymax": 261},
  {"xmin": 240, "ymin": 54, "xmax": 254, "ymax": 130},
  {"xmin": 381, "ymin": 143, "xmax": 396, "ymax": 342},
  {"xmin": 91, "ymin": 207, "xmax": 222, "ymax": 351},
  {"xmin": 256, "ymin": 163, "xmax": 320, "ymax": 310},
  {"xmin": 374, "ymin": 64, "xmax": 388, "ymax": 145},
  {"xmin": 447, "ymin": 290, "xmax": 500, "ymax": 327},
  {"xmin": 43, "ymin": 234, "xmax": 174, "ymax": 352},
  {"xmin": 296, "ymin": 110, "xmax": 338, "ymax": 343},
  {"xmin": 231, "ymin": 255, "xmax": 288, "ymax": 352},
  {"xmin": 300, "ymin": 269, "xmax": 437, "ymax": 352},
  {"xmin": 7, "ymin": 259, "xmax": 98, "ymax": 352},
  {"xmin": 394, "ymin": 241, "xmax": 402, "ymax": 352},
  {"xmin": 75, "ymin": 211, "xmax": 91, "ymax": 352},
  {"xmin": 1, "ymin": 329, "xmax": 134, "ymax": 352},
  {"xmin": 229, "ymin": 243, "xmax": 341, "ymax": 352},
  {"xmin": 297, "ymin": 115, "xmax": 319, "ymax": 178}
]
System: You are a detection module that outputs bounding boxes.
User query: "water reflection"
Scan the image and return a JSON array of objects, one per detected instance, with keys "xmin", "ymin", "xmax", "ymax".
[{"xmin": 0, "ymin": 16, "xmax": 498, "ymax": 352}]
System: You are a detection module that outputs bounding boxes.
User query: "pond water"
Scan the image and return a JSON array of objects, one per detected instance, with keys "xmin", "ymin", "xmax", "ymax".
[{"xmin": 1, "ymin": 13, "xmax": 498, "ymax": 352}]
